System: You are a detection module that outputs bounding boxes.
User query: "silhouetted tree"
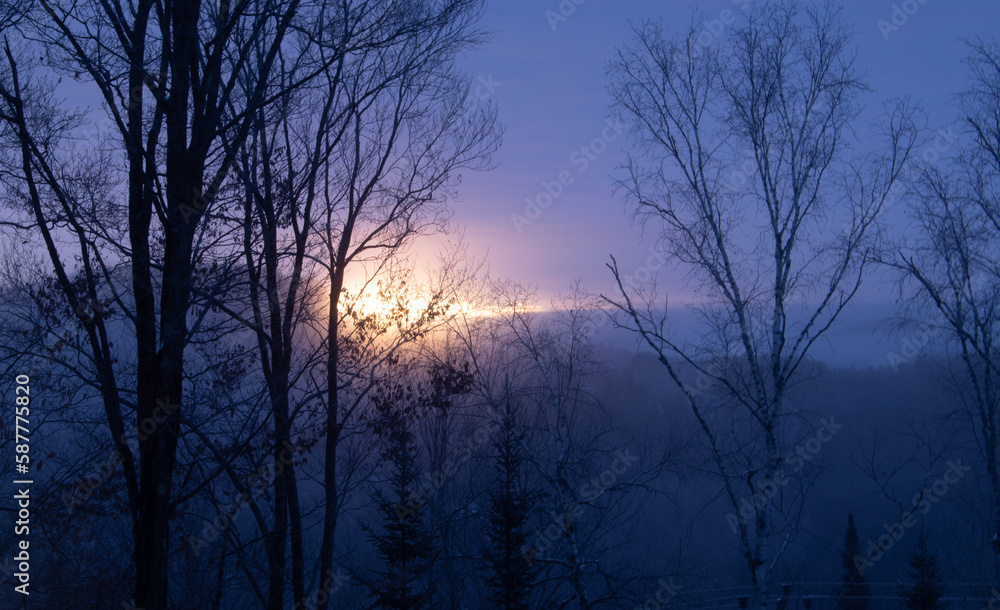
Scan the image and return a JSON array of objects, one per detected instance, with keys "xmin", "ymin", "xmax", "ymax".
[
  {"xmin": 447, "ymin": 281, "xmax": 671, "ymax": 607},
  {"xmin": 309, "ymin": 4, "xmax": 501, "ymax": 606},
  {"xmin": 836, "ymin": 513, "xmax": 870, "ymax": 610},
  {"xmin": 0, "ymin": 1, "xmax": 304, "ymax": 605},
  {"xmin": 362, "ymin": 401, "xmax": 438, "ymax": 610},
  {"xmin": 484, "ymin": 398, "xmax": 536, "ymax": 610},
  {"xmin": 606, "ymin": 5, "xmax": 916, "ymax": 605},
  {"xmin": 886, "ymin": 40, "xmax": 1000, "ymax": 574},
  {"xmin": 900, "ymin": 531, "xmax": 945, "ymax": 610}
]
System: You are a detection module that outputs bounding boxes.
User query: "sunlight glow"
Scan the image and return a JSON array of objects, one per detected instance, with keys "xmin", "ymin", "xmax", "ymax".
[{"xmin": 346, "ymin": 291, "xmax": 495, "ymax": 321}]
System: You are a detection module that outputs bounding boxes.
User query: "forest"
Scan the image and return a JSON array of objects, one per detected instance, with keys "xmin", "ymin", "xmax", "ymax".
[{"xmin": 0, "ymin": 0, "xmax": 999, "ymax": 609}]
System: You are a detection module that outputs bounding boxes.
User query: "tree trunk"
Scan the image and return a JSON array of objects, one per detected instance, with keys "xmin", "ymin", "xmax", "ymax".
[{"xmin": 317, "ymin": 273, "xmax": 343, "ymax": 610}]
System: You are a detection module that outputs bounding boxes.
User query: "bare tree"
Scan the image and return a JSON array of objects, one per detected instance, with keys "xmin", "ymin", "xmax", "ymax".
[
  {"xmin": 605, "ymin": 4, "xmax": 915, "ymax": 604},
  {"xmin": 0, "ymin": 0, "xmax": 308, "ymax": 605},
  {"xmin": 886, "ymin": 39, "xmax": 1000, "ymax": 580},
  {"xmin": 445, "ymin": 282, "xmax": 669, "ymax": 609},
  {"xmin": 294, "ymin": 4, "xmax": 501, "ymax": 609},
  {"xmin": 228, "ymin": 5, "xmax": 425, "ymax": 603}
]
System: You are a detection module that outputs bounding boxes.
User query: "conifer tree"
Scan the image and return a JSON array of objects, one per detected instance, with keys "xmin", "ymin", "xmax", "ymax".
[
  {"xmin": 836, "ymin": 512, "xmax": 870, "ymax": 610},
  {"xmin": 361, "ymin": 387, "xmax": 438, "ymax": 609},
  {"xmin": 900, "ymin": 530, "xmax": 945, "ymax": 610},
  {"xmin": 484, "ymin": 399, "xmax": 536, "ymax": 609}
]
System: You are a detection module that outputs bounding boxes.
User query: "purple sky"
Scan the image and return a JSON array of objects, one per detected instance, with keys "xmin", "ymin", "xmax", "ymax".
[
  {"xmin": 445, "ymin": 0, "xmax": 1000, "ymax": 314},
  {"xmin": 50, "ymin": 1, "xmax": 1000, "ymax": 366}
]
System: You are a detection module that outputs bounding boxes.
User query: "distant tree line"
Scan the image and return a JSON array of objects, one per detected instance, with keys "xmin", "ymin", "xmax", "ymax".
[{"xmin": 0, "ymin": 0, "xmax": 998, "ymax": 608}]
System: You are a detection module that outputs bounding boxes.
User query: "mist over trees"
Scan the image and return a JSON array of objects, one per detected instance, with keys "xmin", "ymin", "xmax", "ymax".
[{"xmin": 0, "ymin": 1, "xmax": 996, "ymax": 609}]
